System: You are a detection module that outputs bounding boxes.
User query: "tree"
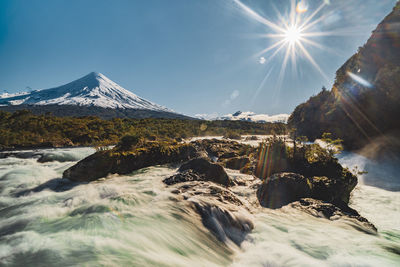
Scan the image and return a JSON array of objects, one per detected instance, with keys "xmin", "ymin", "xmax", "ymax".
[{"xmin": 321, "ymin": 132, "xmax": 343, "ymax": 155}]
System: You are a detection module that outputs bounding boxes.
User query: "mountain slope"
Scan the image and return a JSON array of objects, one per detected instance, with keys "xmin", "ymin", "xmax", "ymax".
[
  {"xmin": 0, "ymin": 72, "xmax": 193, "ymax": 119},
  {"xmin": 0, "ymin": 72, "xmax": 170, "ymax": 111},
  {"xmin": 288, "ymin": 3, "xmax": 400, "ymax": 156}
]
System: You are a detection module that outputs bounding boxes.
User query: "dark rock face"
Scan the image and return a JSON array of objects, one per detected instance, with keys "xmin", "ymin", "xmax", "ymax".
[
  {"xmin": 178, "ymin": 158, "xmax": 233, "ymax": 186},
  {"xmin": 290, "ymin": 198, "xmax": 377, "ymax": 235},
  {"xmin": 257, "ymin": 172, "xmax": 357, "ymax": 209},
  {"xmin": 257, "ymin": 173, "xmax": 311, "ymax": 208},
  {"xmin": 63, "ymin": 143, "xmax": 197, "ymax": 182},
  {"xmin": 163, "ymin": 169, "xmax": 204, "ymax": 185}
]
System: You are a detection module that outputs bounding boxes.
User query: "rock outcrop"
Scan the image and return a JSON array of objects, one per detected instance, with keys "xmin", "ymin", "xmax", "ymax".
[
  {"xmin": 178, "ymin": 158, "xmax": 233, "ymax": 186},
  {"xmin": 63, "ymin": 138, "xmax": 254, "ymax": 182},
  {"xmin": 63, "ymin": 142, "xmax": 197, "ymax": 182},
  {"xmin": 290, "ymin": 198, "xmax": 377, "ymax": 235},
  {"xmin": 257, "ymin": 172, "xmax": 357, "ymax": 209}
]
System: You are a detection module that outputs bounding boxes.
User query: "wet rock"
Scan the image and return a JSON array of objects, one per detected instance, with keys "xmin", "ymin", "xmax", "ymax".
[
  {"xmin": 257, "ymin": 172, "xmax": 358, "ymax": 209},
  {"xmin": 193, "ymin": 200, "xmax": 253, "ymax": 246},
  {"xmin": 178, "ymin": 158, "xmax": 233, "ymax": 186},
  {"xmin": 224, "ymin": 157, "xmax": 250, "ymax": 170},
  {"xmin": 163, "ymin": 169, "xmax": 204, "ymax": 185},
  {"xmin": 257, "ymin": 172, "xmax": 311, "ymax": 208},
  {"xmin": 290, "ymin": 198, "xmax": 377, "ymax": 235},
  {"xmin": 219, "ymin": 151, "xmax": 239, "ymax": 159}
]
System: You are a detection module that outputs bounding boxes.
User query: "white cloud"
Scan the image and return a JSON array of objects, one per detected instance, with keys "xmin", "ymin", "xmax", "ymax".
[
  {"xmin": 230, "ymin": 90, "xmax": 239, "ymax": 100},
  {"xmin": 223, "ymin": 90, "xmax": 240, "ymax": 107},
  {"xmin": 194, "ymin": 113, "xmax": 219, "ymax": 120},
  {"xmin": 258, "ymin": 56, "xmax": 266, "ymax": 64}
]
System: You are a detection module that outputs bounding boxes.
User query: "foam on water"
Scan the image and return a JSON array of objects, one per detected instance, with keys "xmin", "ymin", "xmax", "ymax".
[{"xmin": 0, "ymin": 147, "xmax": 399, "ymax": 266}]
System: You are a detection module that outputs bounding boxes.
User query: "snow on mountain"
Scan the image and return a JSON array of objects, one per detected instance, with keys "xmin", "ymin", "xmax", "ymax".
[
  {"xmin": 194, "ymin": 111, "xmax": 289, "ymax": 123},
  {"xmin": 0, "ymin": 72, "xmax": 170, "ymax": 111},
  {"xmin": 219, "ymin": 111, "xmax": 289, "ymax": 123}
]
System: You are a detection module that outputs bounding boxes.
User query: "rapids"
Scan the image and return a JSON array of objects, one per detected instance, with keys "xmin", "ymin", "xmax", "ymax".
[{"xmin": 0, "ymin": 146, "xmax": 399, "ymax": 266}]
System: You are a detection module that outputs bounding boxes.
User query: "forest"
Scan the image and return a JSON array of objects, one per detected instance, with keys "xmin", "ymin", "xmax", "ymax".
[{"xmin": 0, "ymin": 110, "xmax": 287, "ymax": 150}]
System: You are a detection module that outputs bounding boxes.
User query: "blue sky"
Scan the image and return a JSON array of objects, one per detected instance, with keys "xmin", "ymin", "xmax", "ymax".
[{"xmin": 0, "ymin": 0, "xmax": 397, "ymax": 116}]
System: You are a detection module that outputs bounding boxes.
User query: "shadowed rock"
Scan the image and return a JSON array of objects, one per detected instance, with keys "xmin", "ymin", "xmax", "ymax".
[
  {"xmin": 224, "ymin": 157, "xmax": 250, "ymax": 170},
  {"xmin": 290, "ymin": 198, "xmax": 377, "ymax": 235},
  {"xmin": 257, "ymin": 172, "xmax": 311, "ymax": 208},
  {"xmin": 257, "ymin": 172, "xmax": 357, "ymax": 209},
  {"xmin": 178, "ymin": 158, "xmax": 233, "ymax": 186}
]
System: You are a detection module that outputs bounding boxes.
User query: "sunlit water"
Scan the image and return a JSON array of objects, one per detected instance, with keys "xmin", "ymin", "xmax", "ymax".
[{"xmin": 0, "ymin": 147, "xmax": 399, "ymax": 266}]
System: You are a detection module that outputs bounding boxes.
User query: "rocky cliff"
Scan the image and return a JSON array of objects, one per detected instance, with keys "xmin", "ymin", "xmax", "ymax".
[{"xmin": 289, "ymin": 3, "xmax": 400, "ymax": 158}]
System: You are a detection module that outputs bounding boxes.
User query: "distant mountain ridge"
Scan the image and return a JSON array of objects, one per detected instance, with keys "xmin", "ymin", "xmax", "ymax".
[
  {"xmin": 0, "ymin": 72, "xmax": 192, "ymax": 119},
  {"xmin": 194, "ymin": 111, "xmax": 289, "ymax": 123},
  {"xmin": 220, "ymin": 111, "xmax": 289, "ymax": 123}
]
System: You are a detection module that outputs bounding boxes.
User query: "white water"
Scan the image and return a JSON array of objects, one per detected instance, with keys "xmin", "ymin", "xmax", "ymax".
[{"xmin": 0, "ymin": 147, "xmax": 399, "ymax": 266}]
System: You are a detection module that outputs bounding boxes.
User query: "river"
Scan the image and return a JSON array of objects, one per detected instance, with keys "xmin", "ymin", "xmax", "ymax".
[{"xmin": 0, "ymin": 146, "xmax": 399, "ymax": 266}]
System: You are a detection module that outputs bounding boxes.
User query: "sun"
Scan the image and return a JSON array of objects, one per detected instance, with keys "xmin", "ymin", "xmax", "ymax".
[
  {"xmin": 233, "ymin": 0, "xmax": 333, "ymax": 83},
  {"xmin": 284, "ymin": 25, "xmax": 303, "ymax": 44}
]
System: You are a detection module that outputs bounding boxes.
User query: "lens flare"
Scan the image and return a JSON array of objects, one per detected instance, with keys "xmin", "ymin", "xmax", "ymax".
[
  {"xmin": 296, "ymin": 1, "xmax": 308, "ymax": 14},
  {"xmin": 347, "ymin": 72, "xmax": 373, "ymax": 88}
]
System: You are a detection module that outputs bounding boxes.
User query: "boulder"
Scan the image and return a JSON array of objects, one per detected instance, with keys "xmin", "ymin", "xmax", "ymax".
[
  {"xmin": 178, "ymin": 158, "xmax": 233, "ymax": 186},
  {"xmin": 257, "ymin": 172, "xmax": 311, "ymax": 208},
  {"xmin": 163, "ymin": 169, "xmax": 204, "ymax": 185},
  {"xmin": 257, "ymin": 172, "xmax": 357, "ymax": 209}
]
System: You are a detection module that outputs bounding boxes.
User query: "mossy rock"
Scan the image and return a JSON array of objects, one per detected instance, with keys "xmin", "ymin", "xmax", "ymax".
[{"xmin": 63, "ymin": 142, "xmax": 197, "ymax": 182}]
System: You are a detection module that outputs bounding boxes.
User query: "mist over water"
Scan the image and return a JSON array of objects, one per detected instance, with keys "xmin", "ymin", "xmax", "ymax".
[
  {"xmin": 338, "ymin": 151, "xmax": 400, "ymax": 191},
  {"xmin": 0, "ymin": 147, "xmax": 399, "ymax": 266}
]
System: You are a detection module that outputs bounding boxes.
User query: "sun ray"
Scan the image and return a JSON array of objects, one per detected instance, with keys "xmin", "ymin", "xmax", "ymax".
[
  {"xmin": 233, "ymin": 0, "xmax": 341, "ymax": 94},
  {"xmin": 300, "ymin": 11, "xmax": 335, "ymax": 32},
  {"xmin": 299, "ymin": 2, "xmax": 327, "ymax": 30},
  {"xmin": 233, "ymin": 0, "xmax": 285, "ymax": 33},
  {"xmin": 254, "ymin": 38, "xmax": 286, "ymax": 57},
  {"xmin": 251, "ymin": 68, "xmax": 273, "ymax": 105},
  {"xmin": 297, "ymin": 41, "xmax": 330, "ymax": 82},
  {"xmin": 300, "ymin": 37, "xmax": 343, "ymax": 56}
]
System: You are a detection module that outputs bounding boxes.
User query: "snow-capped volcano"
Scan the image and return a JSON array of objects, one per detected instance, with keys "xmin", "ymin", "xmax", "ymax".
[{"xmin": 0, "ymin": 72, "xmax": 170, "ymax": 111}]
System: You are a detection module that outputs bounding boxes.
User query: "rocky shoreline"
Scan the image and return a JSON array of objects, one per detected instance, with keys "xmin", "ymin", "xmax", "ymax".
[{"xmin": 61, "ymin": 138, "xmax": 377, "ymax": 245}]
